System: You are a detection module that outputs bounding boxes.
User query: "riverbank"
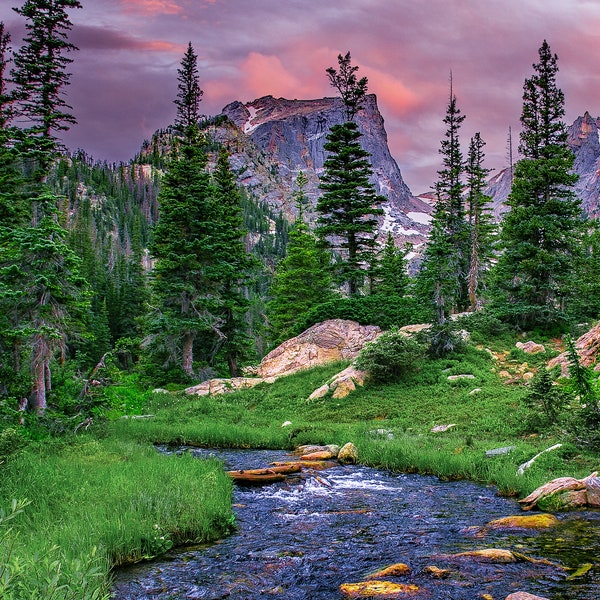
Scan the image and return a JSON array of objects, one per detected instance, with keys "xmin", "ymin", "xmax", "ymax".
[{"xmin": 1, "ymin": 343, "xmax": 598, "ymax": 598}]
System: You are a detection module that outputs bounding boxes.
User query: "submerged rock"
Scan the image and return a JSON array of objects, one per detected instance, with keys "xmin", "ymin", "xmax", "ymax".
[
  {"xmin": 365, "ymin": 563, "xmax": 411, "ymax": 579},
  {"xmin": 422, "ymin": 565, "xmax": 450, "ymax": 578},
  {"xmin": 486, "ymin": 514, "xmax": 559, "ymax": 530},
  {"xmin": 441, "ymin": 548, "xmax": 519, "ymax": 563},
  {"xmin": 340, "ymin": 580, "xmax": 420, "ymax": 597}
]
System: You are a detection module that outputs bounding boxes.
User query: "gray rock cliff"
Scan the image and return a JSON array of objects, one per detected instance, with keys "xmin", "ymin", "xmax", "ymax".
[{"xmin": 220, "ymin": 95, "xmax": 431, "ymax": 246}]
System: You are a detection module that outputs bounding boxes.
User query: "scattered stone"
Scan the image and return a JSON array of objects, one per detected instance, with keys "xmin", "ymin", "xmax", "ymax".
[
  {"xmin": 338, "ymin": 442, "xmax": 359, "ymax": 465},
  {"xmin": 294, "ymin": 444, "xmax": 327, "ymax": 455},
  {"xmin": 447, "ymin": 374, "xmax": 475, "ymax": 381},
  {"xmin": 431, "ymin": 424, "xmax": 456, "ymax": 433},
  {"xmin": 505, "ymin": 593, "xmax": 549, "ymax": 600},
  {"xmin": 152, "ymin": 388, "xmax": 169, "ymax": 394},
  {"xmin": 332, "ymin": 376, "xmax": 357, "ymax": 399},
  {"xmin": 308, "ymin": 364, "xmax": 368, "ymax": 401},
  {"xmin": 369, "ymin": 429, "xmax": 395, "ymax": 439},
  {"xmin": 365, "ymin": 563, "xmax": 411, "ymax": 579},
  {"xmin": 485, "ymin": 446, "xmax": 516, "ymax": 457},
  {"xmin": 325, "ymin": 444, "xmax": 341, "ymax": 456},
  {"xmin": 486, "ymin": 514, "xmax": 559, "ymax": 530},
  {"xmin": 522, "ymin": 372, "xmax": 535, "ymax": 381},
  {"xmin": 516, "ymin": 443, "xmax": 563, "ymax": 476},
  {"xmin": 281, "ymin": 421, "xmax": 292, "ymax": 427},
  {"xmin": 516, "ymin": 341, "xmax": 546, "ymax": 354},
  {"xmin": 339, "ymin": 581, "xmax": 420, "ymax": 597},
  {"xmin": 422, "ymin": 565, "xmax": 450, "ymax": 578},
  {"xmin": 185, "ymin": 376, "xmax": 269, "ymax": 396},
  {"xmin": 468, "ymin": 388, "xmax": 482, "ymax": 395}
]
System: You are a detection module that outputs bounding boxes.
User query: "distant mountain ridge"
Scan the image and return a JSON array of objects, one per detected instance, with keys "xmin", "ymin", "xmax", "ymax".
[
  {"xmin": 486, "ymin": 112, "xmax": 600, "ymax": 218},
  {"xmin": 219, "ymin": 94, "xmax": 432, "ymax": 246}
]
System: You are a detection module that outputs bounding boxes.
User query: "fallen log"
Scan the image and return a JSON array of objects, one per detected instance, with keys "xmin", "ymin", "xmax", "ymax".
[{"xmin": 226, "ymin": 464, "xmax": 302, "ymax": 486}]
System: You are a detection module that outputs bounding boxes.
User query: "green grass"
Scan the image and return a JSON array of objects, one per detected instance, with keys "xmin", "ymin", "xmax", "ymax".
[
  {"xmin": 1, "ymin": 337, "xmax": 599, "ymax": 598},
  {"xmin": 0, "ymin": 435, "xmax": 233, "ymax": 599}
]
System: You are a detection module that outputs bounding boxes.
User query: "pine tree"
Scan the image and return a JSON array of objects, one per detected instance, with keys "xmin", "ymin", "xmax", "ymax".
[
  {"xmin": 210, "ymin": 147, "xmax": 260, "ymax": 376},
  {"xmin": 465, "ymin": 132, "xmax": 495, "ymax": 311},
  {"xmin": 147, "ymin": 127, "xmax": 214, "ymax": 377},
  {"xmin": 269, "ymin": 173, "xmax": 334, "ymax": 343},
  {"xmin": 145, "ymin": 45, "xmax": 216, "ymax": 377},
  {"xmin": 494, "ymin": 41, "xmax": 582, "ymax": 327},
  {"xmin": 0, "ymin": 2, "xmax": 88, "ymax": 413},
  {"xmin": 174, "ymin": 42, "xmax": 203, "ymax": 132},
  {"xmin": 371, "ymin": 233, "xmax": 409, "ymax": 298},
  {"xmin": 11, "ymin": 0, "xmax": 82, "ymax": 178},
  {"xmin": 417, "ymin": 78, "xmax": 468, "ymax": 324},
  {"xmin": 316, "ymin": 51, "xmax": 384, "ymax": 296}
]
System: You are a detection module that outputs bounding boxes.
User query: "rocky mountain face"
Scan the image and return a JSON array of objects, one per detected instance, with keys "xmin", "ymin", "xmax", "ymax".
[
  {"xmin": 219, "ymin": 94, "xmax": 431, "ymax": 246},
  {"xmin": 486, "ymin": 112, "xmax": 600, "ymax": 218}
]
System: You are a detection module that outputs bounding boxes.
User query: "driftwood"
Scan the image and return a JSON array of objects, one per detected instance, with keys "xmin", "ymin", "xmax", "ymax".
[
  {"xmin": 519, "ymin": 472, "xmax": 598, "ymax": 510},
  {"xmin": 227, "ymin": 464, "xmax": 302, "ymax": 485}
]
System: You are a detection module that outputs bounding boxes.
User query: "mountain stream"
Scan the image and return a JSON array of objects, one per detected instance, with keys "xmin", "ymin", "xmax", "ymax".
[{"xmin": 111, "ymin": 448, "xmax": 600, "ymax": 599}]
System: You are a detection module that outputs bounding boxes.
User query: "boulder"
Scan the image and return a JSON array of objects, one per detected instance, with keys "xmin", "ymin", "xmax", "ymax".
[
  {"xmin": 516, "ymin": 341, "xmax": 546, "ymax": 354},
  {"xmin": 518, "ymin": 472, "xmax": 598, "ymax": 510},
  {"xmin": 585, "ymin": 476, "xmax": 600, "ymax": 507},
  {"xmin": 548, "ymin": 321, "xmax": 600, "ymax": 376},
  {"xmin": 307, "ymin": 364, "xmax": 368, "ymax": 401},
  {"xmin": 505, "ymin": 594, "xmax": 549, "ymax": 600},
  {"xmin": 338, "ymin": 442, "xmax": 359, "ymax": 465},
  {"xmin": 185, "ymin": 376, "xmax": 272, "ymax": 396},
  {"xmin": 442, "ymin": 548, "xmax": 519, "ymax": 563},
  {"xmin": 255, "ymin": 319, "xmax": 381, "ymax": 379}
]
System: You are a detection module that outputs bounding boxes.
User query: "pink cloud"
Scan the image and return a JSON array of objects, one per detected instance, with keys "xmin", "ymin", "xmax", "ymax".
[
  {"xmin": 240, "ymin": 52, "xmax": 303, "ymax": 100},
  {"xmin": 121, "ymin": 0, "xmax": 183, "ymax": 16}
]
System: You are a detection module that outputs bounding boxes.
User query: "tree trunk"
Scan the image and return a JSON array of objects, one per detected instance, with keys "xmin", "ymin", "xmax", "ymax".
[
  {"xmin": 182, "ymin": 332, "xmax": 195, "ymax": 376},
  {"xmin": 32, "ymin": 355, "xmax": 47, "ymax": 414}
]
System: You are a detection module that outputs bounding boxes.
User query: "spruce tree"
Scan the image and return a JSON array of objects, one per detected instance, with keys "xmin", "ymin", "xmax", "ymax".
[
  {"xmin": 174, "ymin": 41, "xmax": 203, "ymax": 132},
  {"xmin": 269, "ymin": 173, "xmax": 334, "ymax": 344},
  {"xmin": 417, "ymin": 78, "xmax": 468, "ymax": 324},
  {"xmin": 316, "ymin": 52, "xmax": 384, "ymax": 296},
  {"xmin": 210, "ymin": 147, "xmax": 259, "ymax": 376},
  {"xmin": 371, "ymin": 233, "xmax": 409, "ymax": 298},
  {"xmin": 494, "ymin": 40, "xmax": 582, "ymax": 327},
  {"xmin": 146, "ymin": 44, "xmax": 217, "ymax": 377},
  {"xmin": 465, "ymin": 132, "xmax": 495, "ymax": 311},
  {"xmin": 11, "ymin": 0, "xmax": 82, "ymax": 177}
]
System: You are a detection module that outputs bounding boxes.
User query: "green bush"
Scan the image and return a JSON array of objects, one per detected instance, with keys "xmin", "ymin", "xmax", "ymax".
[
  {"xmin": 291, "ymin": 294, "xmax": 431, "ymax": 335},
  {"xmin": 425, "ymin": 321, "xmax": 467, "ymax": 358},
  {"xmin": 355, "ymin": 328, "xmax": 426, "ymax": 383}
]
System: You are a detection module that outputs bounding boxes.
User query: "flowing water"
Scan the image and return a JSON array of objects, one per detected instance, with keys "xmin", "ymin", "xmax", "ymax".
[{"xmin": 111, "ymin": 448, "xmax": 600, "ymax": 599}]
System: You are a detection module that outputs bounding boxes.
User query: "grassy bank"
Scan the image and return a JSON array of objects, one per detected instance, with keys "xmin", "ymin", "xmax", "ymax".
[
  {"xmin": 1, "ymin": 340, "xmax": 598, "ymax": 598},
  {"xmin": 0, "ymin": 436, "xmax": 233, "ymax": 599}
]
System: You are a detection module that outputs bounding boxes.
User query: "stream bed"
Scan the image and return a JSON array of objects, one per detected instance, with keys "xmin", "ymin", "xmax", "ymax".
[{"xmin": 111, "ymin": 448, "xmax": 600, "ymax": 599}]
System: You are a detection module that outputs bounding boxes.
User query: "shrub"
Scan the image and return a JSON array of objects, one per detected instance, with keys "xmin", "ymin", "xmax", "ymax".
[
  {"xmin": 355, "ymin": 328, "xmax": 426, "ymax": 383},
  {"xmin": 425, "ymin": 321, "xmax": 467, "ymax": 358},
  {"xmin": 521, "ymin": 370, "xmax": 569, "ymax": 432},
  {"xmin": 291, "ymin": 294, "xmax": 431, "ymax": 336}
]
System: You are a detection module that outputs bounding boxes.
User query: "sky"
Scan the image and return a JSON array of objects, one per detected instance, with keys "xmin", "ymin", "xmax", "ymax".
[{"xmin": 1, "ymin": 0, "xmax": 600, "ymax": 194}]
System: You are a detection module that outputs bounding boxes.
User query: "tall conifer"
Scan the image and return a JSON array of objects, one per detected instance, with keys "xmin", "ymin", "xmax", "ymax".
[{"xmin": 494, "ymin": 40, "xmax": 582, "ymax": 326}]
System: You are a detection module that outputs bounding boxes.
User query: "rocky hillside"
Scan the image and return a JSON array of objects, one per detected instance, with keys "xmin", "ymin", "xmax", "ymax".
[
  {"xmin": 486, "ymin": 111, "xmax": 600, "ymax": 218},
  {"xmin": 220, "ymin": 94, "xmax": 431, "ymax": 246}
]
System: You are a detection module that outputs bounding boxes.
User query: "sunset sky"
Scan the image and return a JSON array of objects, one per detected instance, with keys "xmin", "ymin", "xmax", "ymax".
[{"xmin": 1, "ymin": 0, "xmax": 599, "ymax": 193}]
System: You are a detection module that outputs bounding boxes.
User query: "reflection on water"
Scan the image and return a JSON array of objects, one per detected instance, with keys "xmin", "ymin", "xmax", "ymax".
[{"xmin": 111, "ymin": 448, "xmax": 600, "ymax": 599}]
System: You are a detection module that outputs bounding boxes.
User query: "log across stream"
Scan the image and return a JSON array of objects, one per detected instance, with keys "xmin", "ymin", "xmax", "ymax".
[{"xmin": 111, "ymin": 448, "xmax": 600, "ymax": 599}]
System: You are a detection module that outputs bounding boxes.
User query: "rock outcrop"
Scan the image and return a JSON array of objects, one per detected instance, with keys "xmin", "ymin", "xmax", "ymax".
[
  {"xmin": 547, "ymin": 321, "xmax": 600, "ymax": 375},
  {"xmin": 252, "ymin": 319, "xmax": 381, "ymax": 379},
  {"xmin": 221, "ymin": 95, "xmax": 431, "ymax": 246}
]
